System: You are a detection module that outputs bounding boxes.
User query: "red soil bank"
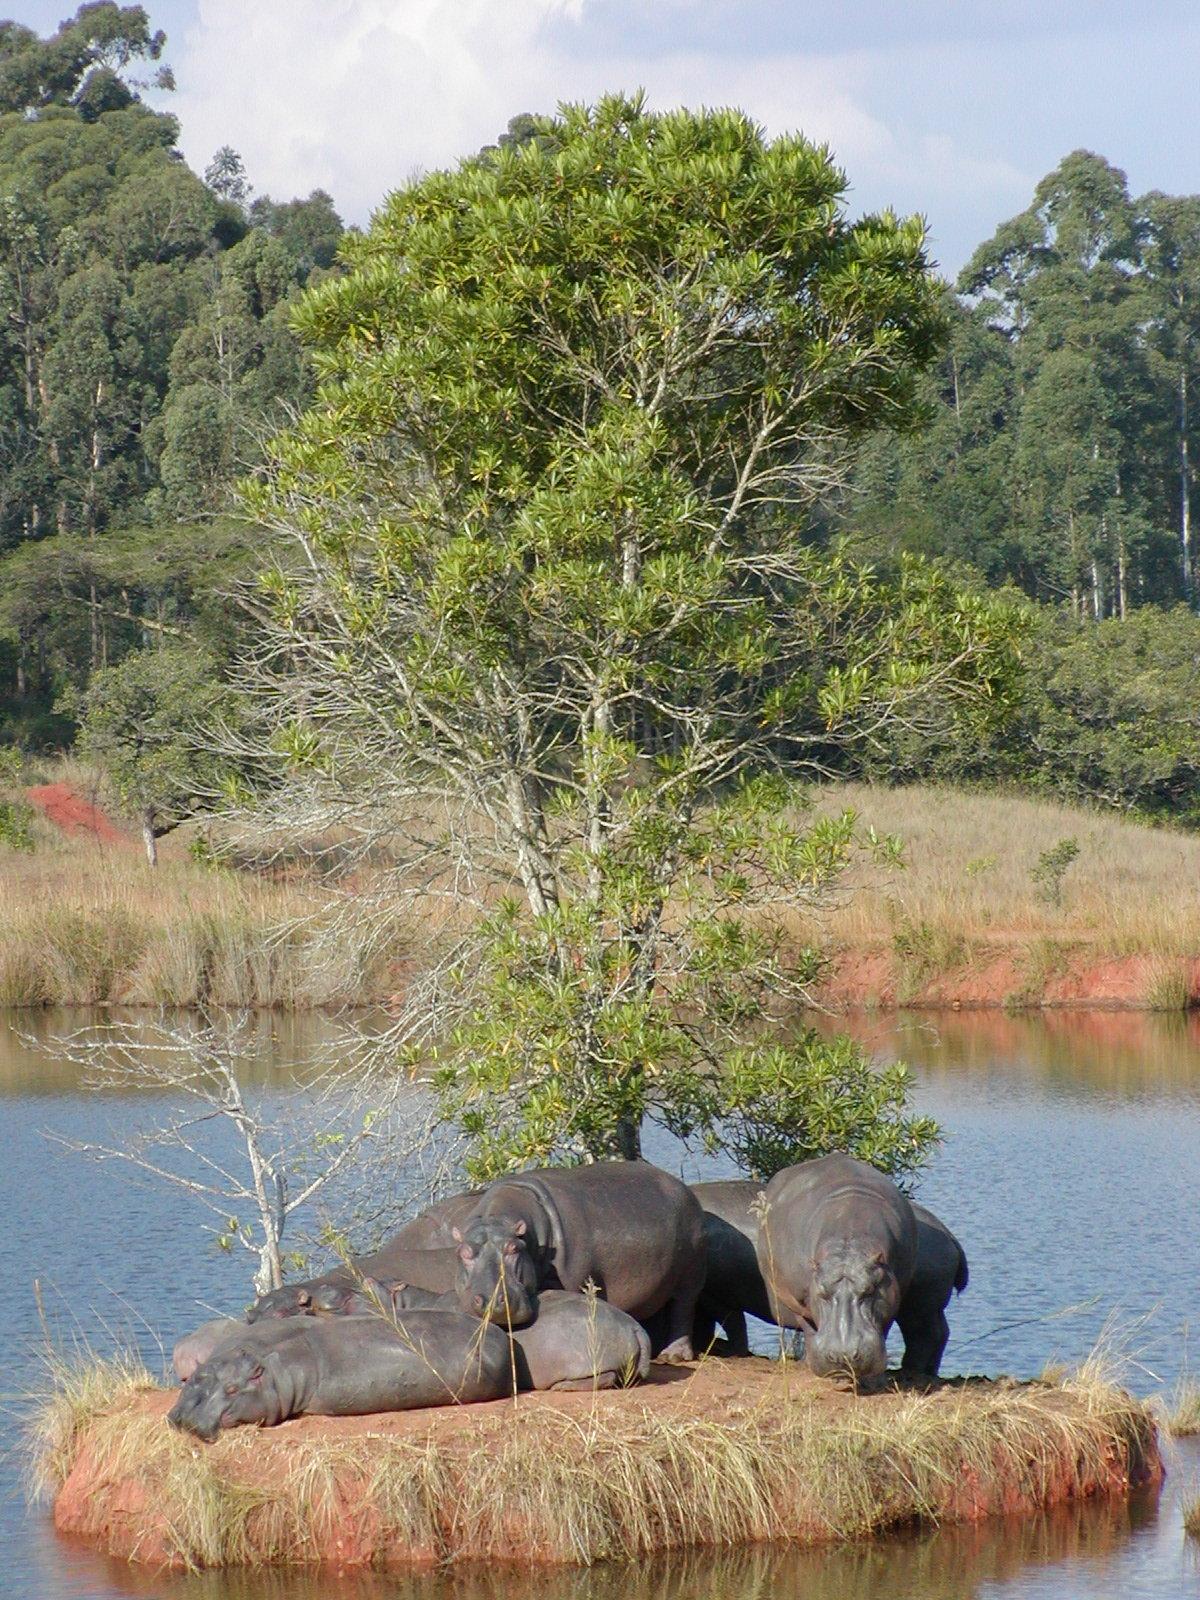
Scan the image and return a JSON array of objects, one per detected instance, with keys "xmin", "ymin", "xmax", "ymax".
[
  {"xmin": 817, "ymin": 948, "xmax": 1200, "ymax": 1012},
  {"xmin": 25, "ymin": 783, "xmax": 126, "ymax": 845},
  {"xmin": 52, "ymin": 1360, "xmax": 1161, "ymax": 1571}
]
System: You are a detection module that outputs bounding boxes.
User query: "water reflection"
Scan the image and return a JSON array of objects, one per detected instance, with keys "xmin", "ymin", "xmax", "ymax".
[
  {"xmin": 0, "ymin": 1008, "xmax": 356, "ymax": 1095},
  {"xmin": 814, "ymin": 1007, "xmax": 1200, "ymax": 1099}
]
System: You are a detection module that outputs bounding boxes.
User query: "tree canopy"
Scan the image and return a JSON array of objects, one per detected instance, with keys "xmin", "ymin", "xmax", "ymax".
[{"xmin": 232, "ymin": 94, "xmax": 1021, "ymax": 1174}]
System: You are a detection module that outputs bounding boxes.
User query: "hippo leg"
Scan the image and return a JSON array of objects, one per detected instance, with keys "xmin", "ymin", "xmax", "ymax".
[
  {"xmin": 547, "ymin": 1371, "xmax": 620, "ymax": 1392},
  {"xmin": 720, "ymin": 1307, "xmax": 751, "ymax": 1357},
  {"xmin": 655, "ymin": 1291, "xmax": 698, "ymax": 1363},
  {"xmin": 896, "ymin": 1304, "xmax": 950, "ymax": 1377}
]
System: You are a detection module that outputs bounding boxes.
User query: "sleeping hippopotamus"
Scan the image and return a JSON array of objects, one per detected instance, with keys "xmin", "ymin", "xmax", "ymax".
[
  {"xmin": 691, "ymin": 1176, "xmax": 968, "ymax": 1377},
  {"xmin": 451, "ymin": 1162, "xmax": 706, "ymax": 1361},
  {"xmin": 168, "ymin": 1309, "xmax": 513, "ymax": 1441},
  {"xmin": 172, "ymin": 1316, "xmax": 248, "ymax": 1382},
  {"xmin": 757, "ymin": 1154, "xmax": 918, "ymax": 1384},
  {"xmin": 899, "ymin": 1203, "xmax": 970, "ymax": 1376},
  {"xmin": 510, "ymin": 1290, "xmax": 651, "ymax": 1391},
  {"xmin": 271, "ymin": 1277, "xmax": 650, "ymax": 1393},
  {"xmin": 245, "ymin": 1246, "xmax": 459, "ymax": 1322}
]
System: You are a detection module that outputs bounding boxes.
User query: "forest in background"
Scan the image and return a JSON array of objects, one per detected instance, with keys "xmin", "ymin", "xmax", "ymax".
[{"xmin": 1, "ymin": 6, "xmax": 1199, "ymax": 829}]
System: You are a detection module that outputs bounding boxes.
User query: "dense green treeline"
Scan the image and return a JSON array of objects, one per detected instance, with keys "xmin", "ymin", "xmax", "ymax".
[
  {"xmin": 841, "ymin": 150, "xmax": 1200, "ymax": 615},
  {"xmin": 0, "ymin": 16, "xmax": 1198, "ymax": 832},
  {"xmin": 0, "ymin": 5, "xmax": 340, "ymax": 742}
]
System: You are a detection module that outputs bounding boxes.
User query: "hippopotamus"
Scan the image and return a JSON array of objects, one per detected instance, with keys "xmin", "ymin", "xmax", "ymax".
[
  {"xmin": 389, "ymin": 1188, "xmax": 483, "ymax": 1249},
  {"xmin": 245, "ymin": 1246, "xmax": 459, "ymax": 1322},
  {"xmin": 509, "ymin": 1290, "xmax": 651, "ymax": 1391},
  {"xmin": 898, "ymin": 1203, "xmax": 969, "ymax": 1376},
  {"xmin": 691, "ymin": 1176, "xmax": 967, "ymax": 1377},
  {"xmin": 172, "ymin": 1316, "xmax": 248, "ymax": 1382},
  {"xmin": 168, "ymin": 1310, "xmax": 513, "ymax": 1441},
  {"xmin": 279, "ymin": 1278, "xmax": 651, "ymax": 1393},
  {"xmin": 689, "ymin": 1179, "xmax": 794, "ymax": 1356},
  {"xmin": 757, "ymin": 1154, "xmax": 919, "ymax": 1384},
  {"xmin": 451, "ymin": 1162, "xmax": 706, "ymax": 1361}
]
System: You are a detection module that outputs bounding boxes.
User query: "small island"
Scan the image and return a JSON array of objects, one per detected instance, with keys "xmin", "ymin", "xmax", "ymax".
[{"xmin": 42, "ymin": 1356, "xmax": 1159, "ymax": 1571}]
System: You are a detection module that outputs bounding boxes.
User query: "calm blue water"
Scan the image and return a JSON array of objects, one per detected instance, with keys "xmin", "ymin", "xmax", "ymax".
[{"xmin": 2, "ymin": 1008, "xmax": 1198, "ymax": 1599}]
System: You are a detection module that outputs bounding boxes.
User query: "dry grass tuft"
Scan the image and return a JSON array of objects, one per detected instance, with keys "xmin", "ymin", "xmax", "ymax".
[
  {"xmin": 23, "ymin": 1344, "xmax": 159, "ymax": 1502},
  {"xmin": 1185, "ymin": 1496, "xmax": 1200, "ymax": 1538},
  {"xmin": 1164, "ymin": 1380, "xmax": 1200, "ymax": 1437},
  {"xmin": 32, "ymin": 1351, "xmax": 1161, "ymax": 1571}
]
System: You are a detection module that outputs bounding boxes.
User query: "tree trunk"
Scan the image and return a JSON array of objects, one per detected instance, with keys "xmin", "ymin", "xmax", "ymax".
[
  {"xmin": 1182, "ymin": 367, "xmax": 1192, "ymax": 602},
  {"xmin": 141, "ymin": 808, "xmax": 158, "ymax": 869},
  {"xmin": 612, "ymin": 1116, "xmax": 642, "ymax": 1160}
]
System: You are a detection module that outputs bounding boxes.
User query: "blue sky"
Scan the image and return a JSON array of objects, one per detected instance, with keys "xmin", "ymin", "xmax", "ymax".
[{"xmin": 11, "ymin": 1, "xmax": 1199, "ymax": 275}]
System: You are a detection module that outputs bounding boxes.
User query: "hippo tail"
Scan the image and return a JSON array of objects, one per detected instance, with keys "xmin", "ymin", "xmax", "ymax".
[{"xmin": 954, "ymin": 1247, "xmax": 969, "ymax": 1296}]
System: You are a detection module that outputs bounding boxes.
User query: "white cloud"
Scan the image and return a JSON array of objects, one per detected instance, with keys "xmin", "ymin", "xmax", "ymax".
[{"xmin": 171, "ymin": 0, "xmax": 1031, "ymax": 267}]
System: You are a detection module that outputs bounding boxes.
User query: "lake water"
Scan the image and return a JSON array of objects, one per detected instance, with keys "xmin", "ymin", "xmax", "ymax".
[{"xmin": 2, "ymin": 1007, "xmax": 1198, "ymax": 1599}]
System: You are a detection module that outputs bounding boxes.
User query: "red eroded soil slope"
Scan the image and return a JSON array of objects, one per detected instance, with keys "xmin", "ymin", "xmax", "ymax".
[{"xmin": 25, "ymin": 783, "xmax": 126, "ymax": 845}]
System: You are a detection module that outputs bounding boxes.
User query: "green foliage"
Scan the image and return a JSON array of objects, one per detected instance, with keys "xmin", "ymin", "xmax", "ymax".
[
  {"xmin": 0, "ymin": 10, "xmax": 342, "ymax": 730},
  {"xmin": 0, "ymin": 797, "xmax": 35, "ymax": 850},
  {"xmin": 688, "ymin": 1034, "xmax": 940, "ymax": 1183},
  {"xmin": 243, "ymin": 97, "xmax": 1028, "ymax": 1171},
  {"xmin": 838, "ymin": 151, "xmax": 1200, "ymax": 615},
  {"xmin": 62, "ymin": 643, "xmax": 242, "ymax": 836},
  {"xmin": 1030, "ymin": 838, "xmax": 1080, "ymax": 907},
  {"xmin": 1011, "ymin": 606, "xmax": 1200, "ymax": 823}
]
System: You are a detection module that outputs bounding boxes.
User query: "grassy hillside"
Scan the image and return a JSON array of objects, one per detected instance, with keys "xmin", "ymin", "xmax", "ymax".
[
  {"xmin": 2, "ymin": 761, "xmax": 1197, "ymax": 1010},
  {"xmin": 806, "ymin": 783, "xmax": 1200, "ymax": 956}
]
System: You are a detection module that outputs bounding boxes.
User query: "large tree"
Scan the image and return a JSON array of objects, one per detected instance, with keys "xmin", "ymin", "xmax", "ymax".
[{"xmin": 234, "ymin": 97, "xmax": 1021, "ymax": 1172}]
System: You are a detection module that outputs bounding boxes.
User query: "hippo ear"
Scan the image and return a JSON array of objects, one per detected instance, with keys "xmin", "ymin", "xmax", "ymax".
[
  {"xmin": 296, "ymin": 1289, "xmax": 311, "ymax": 1307},
  {"xmin": 457, "ymin": 1242, "xmax": 476, "ymax": 1263},
  {"xmin": 247, "ymin": 1364, "xmax": 264, "ymax": 1383},
  {"xmin": 513, "ymin": 1219, "xmax": 527, "ymax": 1237},
  {"xmin": 452, "ymin": 1226, "xmax": 463, "ymax": 1243},
  {"xmin": 871, "ymin": 1252, "xmax": 887, "ymax": 1268}
]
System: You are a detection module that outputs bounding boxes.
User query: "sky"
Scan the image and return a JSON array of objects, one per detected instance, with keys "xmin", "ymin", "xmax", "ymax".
[{"xmin": 13, "ymin": 0, "xmax": 1200, "ymax": 276}]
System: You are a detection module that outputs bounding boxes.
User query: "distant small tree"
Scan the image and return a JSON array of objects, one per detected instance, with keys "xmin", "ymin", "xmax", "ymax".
[
  {"xmin": 204, "ymin": 146, "xmax": 251, "ymax": 210},
  {"xmin": 61, "ymin": 644, "xmax": 241, "ymax": 865},
  {"xmin": 48, "ymin": 1015, "xmax": 420, "ymax": 1295}
]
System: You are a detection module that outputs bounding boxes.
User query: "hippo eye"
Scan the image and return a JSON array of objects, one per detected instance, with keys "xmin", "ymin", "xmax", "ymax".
[{"xmin": 224, "ymin": 1383, "xmax": 239, "ymax": 1395}]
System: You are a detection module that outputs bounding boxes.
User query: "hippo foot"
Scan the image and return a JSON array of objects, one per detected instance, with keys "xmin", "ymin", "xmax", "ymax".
[
  {"xmin": 548, "ymin": 1372, "xmax": 619, "ymax": 1392},
  {"xmin": 655, "ymin": 1337, "xmax": 695, "ymax": 1364}
]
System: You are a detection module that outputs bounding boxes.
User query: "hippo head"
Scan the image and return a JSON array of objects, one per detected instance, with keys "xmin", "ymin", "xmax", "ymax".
[
  {"xmin": 168, "ymin": 1344, "xmax": 280, "ymax": 1442},
  {"xmin": 803, "ymin": 1245, "xmax": 900, "ymax": 1384},
  {"xmin": 452, "ymin": 1217, "xmax": 539, "ymax": 1328},
  {"xmin": 245, "ymin": 1283, "xmax": 318, "ymax": 1322}
]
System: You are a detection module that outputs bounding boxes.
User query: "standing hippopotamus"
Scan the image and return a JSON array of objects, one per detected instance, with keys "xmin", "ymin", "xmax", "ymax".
[
  {"xmin": 689, "ymin": 1179, "xmax": 797, "ymax": 1356},
  {"xmin": 168, "ymin": 1310, "xmax": 513, "ymax": 1441},
  {"xmin": 245, "ymin": 1246, "xmax": 459, "ymax": 1322},
  {"xmin": 172, "ymin": 1316, "xmax": 248, "ymax": 1382},
  {"xmin": 451, "ymin": 1162, "xmax": 705, "ymax": 1361},
  {"xmin": 757, "ymin": 1154, "xmax": 918, "ymax": 1384},
  {"xmin": 509, "ymin": 1291, "xmax": 651, "ymax": 1391},
  {"xmin": 899, "ymin": 1203, "xmax": 969, "ymax": 1376},
  {"xmin": 691, "ymin": 1177, "xmax": 968, "ymax": 1377}
]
